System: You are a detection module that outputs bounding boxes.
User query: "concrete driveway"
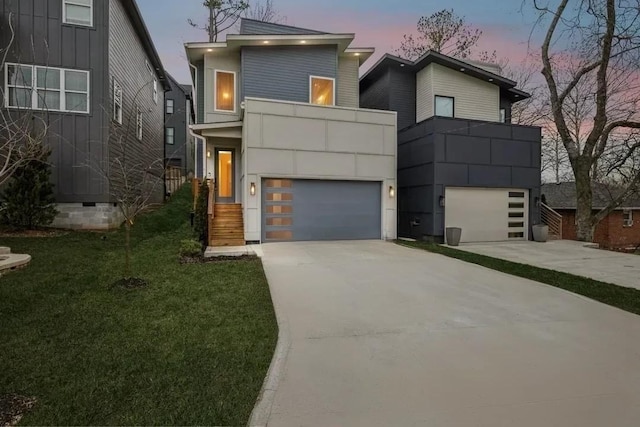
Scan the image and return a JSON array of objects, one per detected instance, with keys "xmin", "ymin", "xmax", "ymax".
[
  {"xmin": 454, "ymin": 240, "xmax": 640, "ymax": 290},
  {"xmin": 258, "ymin": 241, "xmax": 640, "ymax": 426}
]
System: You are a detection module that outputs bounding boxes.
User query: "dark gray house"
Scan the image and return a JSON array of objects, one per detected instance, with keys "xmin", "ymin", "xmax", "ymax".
[
  {"xmin": 0, "ymin": 0, "xmax": 169, "ymax": 229},
  {"xmin": 164, "ymin": 73, "xmax": 194, "ymax": 177},
  {"xmin": 361, "ymin": 52, "xmax": 541, "ymax": 243}
]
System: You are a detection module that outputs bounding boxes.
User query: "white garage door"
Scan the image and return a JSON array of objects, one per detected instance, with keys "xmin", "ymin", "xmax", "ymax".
[{"xmin": 444, "ymin": 188, "xmax": 529, "ymax": 243}]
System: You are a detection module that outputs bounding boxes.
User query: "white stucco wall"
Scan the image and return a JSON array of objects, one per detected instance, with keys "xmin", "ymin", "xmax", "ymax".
[
  {"xmin": 242, "ymin": 98, "xmax": 397, "ymax": 242},
  {"xmin": 416, "ymin": 63, "xmax": 500, "ymax": 123}
]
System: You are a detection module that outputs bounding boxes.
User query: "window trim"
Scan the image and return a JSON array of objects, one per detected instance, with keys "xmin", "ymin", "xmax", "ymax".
[
  {"xmin": 213, "ymin": 69, "xmax": 237, "ymax": 113},
  {"xmin": 113, "ymin": 77, "xmax": 122, "ymax": 124},
  {"xmin": 166, "ymin": 127, "xmax": 175, "ymax": 145},
  {"xmin": 309, "ymin": 75, "xmax": 336, "ymax": 106},
  {"xmin": 62, "ymin": 0, "xmax": 94, "ymax": 28},
  {"xmin": 136, "ymin": 107, "xmax": 143, "ymax": 141},
  {"xmin": 4, "ymin": 63, "xmax": 90, "ymax": 113},
  {"xmin": 166, "ymin": 98, "xmax": 174, "ymax": 114},
  {"xmin": 623, "ymin": 209, "xmax": 633, "ymax": 227},
  {"xmin": 434, "ymin": 95, "xmax": 455, "ymax": 118}
]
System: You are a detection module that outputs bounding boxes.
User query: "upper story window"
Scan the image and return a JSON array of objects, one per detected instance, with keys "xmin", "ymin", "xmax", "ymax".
[
  {"xmin": 310, "ymin": 76, "xmax": 335, "ymax": 106},
  {"xmin": 500, "ymin": 108, "xmax": 506, "ymax": 123},
  {"xmin": 62, "ymin": 0, "xmax": 93, "ymax": 27},
  {"xmin": 152, "ymin": 78, "xmax": 158, "ymax": 104},
  {"xmin": 435, "ymin": 95, "xmax": 454, "ymax": 118},
  {"xmin": 166, "ymin": 98, "xmax": 174, "ymax": 114},
  {"xmin": 166, "ymin": 127, "xmax": 175, "ymax": 145},
  {"xmin": 623, "ymin": 209, "xmax": 633, "ymax": 227},
  {"xmin": 215, "ymin": 70, "xmax": 236, "ymax": 112},
  {"xmin": 5, "ymin": 63, "xmax": 89, "ymax": 113},
  {"xmin": 113, "ymin": 78, "xmax": 123, "ymax": 124}
]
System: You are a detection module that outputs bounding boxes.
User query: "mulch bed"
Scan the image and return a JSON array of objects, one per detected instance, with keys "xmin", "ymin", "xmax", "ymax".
[
  {"xmin": 111, "ymin": 277, "xmax": 148, "ymax": 290},
  {"xmin": 0, "ymin": 394, "xmax": 36, "ymax": 427}
]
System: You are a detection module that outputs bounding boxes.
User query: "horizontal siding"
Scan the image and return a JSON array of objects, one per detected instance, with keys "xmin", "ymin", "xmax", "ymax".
[
  {"xmin": 242, "ymin": 45, "xmax": 337, "ymax": 104},
  {"xmin": 337, "ymin": 56, "xmax": 359, "ymax": 108},
  {"xmin": 416, "ymin": 65, "xmax": 433, "ymax": 122},
  {"xmin": 430, "ymin": 63, "xmax": 500, "ymax": 122},
  {"xmin": 203, "ymin": 52, "xmax": 241, "ymax": 122},
  {"xmin": 239, "ymin": 19, "xmax": 325, "ymax": 35}
]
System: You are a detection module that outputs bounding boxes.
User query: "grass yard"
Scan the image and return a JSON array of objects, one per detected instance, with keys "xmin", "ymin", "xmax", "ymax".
[
  {"xmin": 0, "ymin": 186, "xmax": 278, "ymax": 425},
  {"xmin": 400, "ymin": 240, "xmax": 640, "ymax": 316}
]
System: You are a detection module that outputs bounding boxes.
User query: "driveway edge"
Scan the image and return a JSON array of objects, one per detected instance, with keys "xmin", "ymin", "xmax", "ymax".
[{"xmin": 247, "ymin": 258, "xmax": 292, "ymax": 427}]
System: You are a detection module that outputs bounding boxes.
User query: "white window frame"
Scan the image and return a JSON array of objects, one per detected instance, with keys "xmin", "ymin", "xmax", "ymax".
[
  {"xmin": 113, "ymin": 77, "xmax": 122, "ymax": 124},
  {"xmin": 434, "ymin": 95, "xmax": 455, "ymax": 118},
  {"xmin": 166, "ymin": 98, "xmax": 174, "ymax": 114},
  {"xmin": 623, "ymin": 209, "xmax": 633, "ymax": 227},
  {"xmin": 309, "ymin": 75, "xmax": 336, "ymax": 106},
  {"xmin": 62, "ymin": 0, "xmax": 94, "ymax": 27},
  {"xmin": 136, "ymin": 107, "xmax": 143, "ymax": 141},
  {"xmin": 166, "ymin": 127, "xmax": 175, "ymax": 145},
  {"xmin": 4, "ymin": 63, "xmax": 90, "ymax": 113},
  {"xmin": 213, "ymin": 69, "xmax": 237, "ymax": 113}
]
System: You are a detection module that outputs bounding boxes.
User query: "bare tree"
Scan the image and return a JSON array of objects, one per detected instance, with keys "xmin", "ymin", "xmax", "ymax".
[
  {"xmin": 188, "ymin": 0, "xmax": 249, "ymax": 43},
  {"xmin": 244, "ymin": 0, "xmax": 284, "ymax": 23},
  {"xmin": 396, "ymin": 9, "xmax": 490, "ymax": 61},
  {"xmin": 535, "ymin": 0, "xmax": 640, "ymax": 241},
  {"xmin": 0, "ymin": 12, "xmax": 48, "ymax": 188}
]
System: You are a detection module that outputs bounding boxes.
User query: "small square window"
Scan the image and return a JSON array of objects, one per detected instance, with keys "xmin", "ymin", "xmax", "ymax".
[
  {"xmin": 63, "ymin": 0, "xmax": 93, "ymax": 27},
  {"xmin": 623, "ymin": 210, "xmax": 633, "ymax": 227},
  {"xmin": 310, "ymin": 76, "xmax": 335, "ymax": 106},
  {"xmin": 166, "ymin": 99, "xmax": 174, "ymax": 114},
  {"xmin": 435, "ymin": 96, "xmax": 454, "ymax": 117}
]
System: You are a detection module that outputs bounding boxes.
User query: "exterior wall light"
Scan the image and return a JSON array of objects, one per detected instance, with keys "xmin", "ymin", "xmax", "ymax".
[
  {"xmin": 389, "ymin": 186, "xmax": 395, "ymax": 198},
  {"xmin": 250, "ymin": 182, "xmax": 256, "ymax": 196},
  {"xmin": 439, "ymin": 195, "xmax": 445, "ymax": 207},
  {"xmin": 207, "ymin": 151, "xmax": 211, "ymax": 158}
]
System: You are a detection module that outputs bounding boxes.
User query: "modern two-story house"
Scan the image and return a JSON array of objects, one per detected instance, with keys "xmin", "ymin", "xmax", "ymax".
[
  {"xmin": 0, "ymin": 0, "xmax": 168, "ymax": 229},
  {"xmin": 186, "ymin": 19, "xmax": 397, "ymax": 246},
  {"xmin": 360, "ymin": 52, "xmax": 542, "ymax": 243}
]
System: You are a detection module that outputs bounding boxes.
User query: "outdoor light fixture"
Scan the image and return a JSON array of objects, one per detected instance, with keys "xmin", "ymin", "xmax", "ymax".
[
  {"xmin": 300, "ymin": 40, "xmax": 307, "ymax": 44},
  {"xmin": 439, "ymin": 195, "xmax": 445, "ymax": 207},
  {"xmin": 207, "ymin": 151, "xmax": 211, "ymax": 158},
  {"xmin": 207, "ymin": 48, "xmax": 213, "ymax": 52},
  {"xmin": 355, "ymin": 53, "xmax": 360, "ymax": 56},
  {"xmin": 250, "ymin": 182, "xmax": 256, "ymax": 196},
  {"xmin": 263, "ymin": 40, "xmax": 270, "ymax": 44},
  {"xmin": 460, "ymin": 68, "xmax": 465, "ymax": 72},
  {"xmin": 389, "ymin": 186, "xmax": 395, "ymax": 198}
]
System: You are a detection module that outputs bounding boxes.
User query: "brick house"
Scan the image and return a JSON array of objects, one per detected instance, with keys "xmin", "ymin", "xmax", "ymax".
[{"xmin": 542, "ymin": 182, "xmax": 640, "ymax": 250}]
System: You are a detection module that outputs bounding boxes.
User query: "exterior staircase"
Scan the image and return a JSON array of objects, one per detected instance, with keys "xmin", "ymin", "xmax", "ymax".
[
  {"xmin": 540, "ymin": 202, "xmax": 563, "ymax": 240},
  {"xmin": 209, "ymin": 203, "xmax": 245, "ymax": 247}
]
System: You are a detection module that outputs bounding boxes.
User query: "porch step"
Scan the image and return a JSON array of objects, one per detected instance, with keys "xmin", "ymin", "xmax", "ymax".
[{"xmin": 210, "ymin": 203, "xmax": 245, "ymax": 247}]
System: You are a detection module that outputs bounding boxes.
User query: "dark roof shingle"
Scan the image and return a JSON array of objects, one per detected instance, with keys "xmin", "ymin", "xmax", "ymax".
[{"xmin": 541, "ymin": 182, "xmax": 640, "ymax": 209}]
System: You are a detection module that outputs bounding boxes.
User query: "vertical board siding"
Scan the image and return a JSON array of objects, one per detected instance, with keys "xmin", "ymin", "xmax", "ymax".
[
  {"xmin": 0, "ymin": 0, "xmax": 110, "ymax": 203},
  {"xmin": 242, "ymin": 45, "xmax": 337, "ymax": 104},
  {"xmin": 337, "ymin": 56, "xmax": 359, "ymax": 108},
  {"xmin": 108, "ymin": 0, "xmax": 165, "ymax": 204}
]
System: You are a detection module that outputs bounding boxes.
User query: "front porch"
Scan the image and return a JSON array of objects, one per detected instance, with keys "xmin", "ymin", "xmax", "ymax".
[{"xmin": 193, "ymin": 179, "xmax": 245, "ymax": 247}]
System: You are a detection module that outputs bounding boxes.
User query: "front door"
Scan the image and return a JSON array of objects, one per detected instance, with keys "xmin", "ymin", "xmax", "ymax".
[{"xmin": 215, "ymin": 149, "xmax": 235, "ymax": 203}]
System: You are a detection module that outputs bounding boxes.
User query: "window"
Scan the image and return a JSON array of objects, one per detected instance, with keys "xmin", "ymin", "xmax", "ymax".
[
  {"xmin": 152, "ymin": 78, "xmax": 158, "ymax": 104},
  {"xmin": 215, "ymin": 70, "xmax": 235, "ymax": 112},
  {"xmin": 435, "ymin": 95, "xmax": 454, "ymax": 117},
  {"xmin": 166, "ymin": 127, "xmax": 175, "ymax": 145},
  {"xmin": 500, "ymin": 108, "xmax": 507, "ymax": 123},
  {"xmin": 113, "ymin": 78, "xmax": 122, "ymax": 124},
  {"xmin": 62, "ymin": 0, "xmax": 93, "ymax": 27},
  {"xmin": 136, "ymin": 107, "xmax": 143, "ymax": 140},
  {"xmin": 310, "ymin": 76, "xmax": 335, "ymax": 106},
  {"xmin": 166, "ymin": 98, "xmax": 174, "ymax": 114},
  {"xmin": 5, "ymin": 63, "xmax": 89, "ymax": 113},
  {"xmin": 623, "ymin": 209, "xmax": 633, "ymax": 227}
]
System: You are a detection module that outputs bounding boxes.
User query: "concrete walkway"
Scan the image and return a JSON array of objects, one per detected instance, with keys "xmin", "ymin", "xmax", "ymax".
[
  {"xmin": 454, "ymin": 240, "xmax": 640, "ymax": 290},
  {"xmin": 258, "ymin": 241, "xmax": 640, "ymax": 426}
]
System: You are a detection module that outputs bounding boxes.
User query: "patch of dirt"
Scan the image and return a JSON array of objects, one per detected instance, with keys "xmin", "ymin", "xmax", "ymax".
[
  {"xmin": 0, "ymin": 394, "xmax": 37, "ymax": 427},
  {"xmin": 179, "ymin": 256, "xmax": 202, "ymax": 264},
  {"xmin": 112, "ymin": 277, "xmax": 148, "ymax": 289},
  {"xmin": 0, "ymin": 229, "xmax": 67, "ymax": 238}
]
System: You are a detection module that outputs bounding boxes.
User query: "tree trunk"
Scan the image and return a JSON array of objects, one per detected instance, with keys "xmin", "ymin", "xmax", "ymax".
[
  {"xmin": 574, "ymin": 162, "xmax": 595, "ymax": 241},
  {"xmin": 209, "ymin": 5, "xmax": 215, "ymax": 42},
  {"xmin": 124, "ymin": 220, "xmax": 131, "ymax": 278}
]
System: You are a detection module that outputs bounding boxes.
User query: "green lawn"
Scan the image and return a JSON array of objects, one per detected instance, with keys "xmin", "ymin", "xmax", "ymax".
[
  {"xmin": 0, "ymin": 186, "xmax": 278, "ymax": 425},
  {"xmin": 400, "ymin": 241, "xmax": 640, "ymax": 316}
]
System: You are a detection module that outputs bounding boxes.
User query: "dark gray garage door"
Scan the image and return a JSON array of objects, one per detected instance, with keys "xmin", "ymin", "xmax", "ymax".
[{"xmin": 262, "ymin": 179, "xmax": 382, "ymax": 242}]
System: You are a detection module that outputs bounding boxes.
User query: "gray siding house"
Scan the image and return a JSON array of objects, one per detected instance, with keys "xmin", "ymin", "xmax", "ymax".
[
  {"xmin": 0, "ymin": 0, "xmax": 169, "ymax": 229},
  {"xmin": 361, "ymin": 52, "xmax": 542, "ymax": 243},
  {"xmin": 165, "ymin": 73, "xmax": 194, "ymax": 177},
  {"xmin": 186, "ymin": 19, "xmax": 397, "ymax": 246}
]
